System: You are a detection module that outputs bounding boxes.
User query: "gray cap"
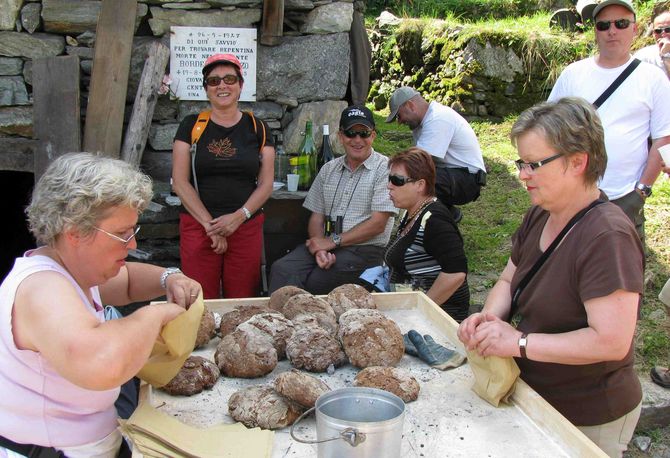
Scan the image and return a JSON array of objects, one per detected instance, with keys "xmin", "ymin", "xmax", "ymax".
[
  {"xmin": 592, "ymin": 0, "xmax": 635, "ymax": 19},
  {"xmin": 385, "ymin": 86, "xmax": 420, "ymax": 123}
]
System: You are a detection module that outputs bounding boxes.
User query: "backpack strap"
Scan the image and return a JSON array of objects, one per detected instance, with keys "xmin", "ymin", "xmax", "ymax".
[
  {"xmin": 191, "ymin": 110, "xmax": 211, "ymax": 145},
  {"xmin": 244, "ymin": 110, "xmax": 266, "ymax": 152}
]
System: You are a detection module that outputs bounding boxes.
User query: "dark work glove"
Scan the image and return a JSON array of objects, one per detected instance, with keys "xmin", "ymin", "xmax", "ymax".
[{"xmin": 404, "ymin": 330, "xmax": 466, "ymax": 370}]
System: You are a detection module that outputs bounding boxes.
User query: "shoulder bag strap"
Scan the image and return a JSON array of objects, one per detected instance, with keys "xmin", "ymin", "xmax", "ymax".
[
  {"xmin": 509, "ymin": 199, "xmax": 605, "ymax": 320},
  {"xmin": 592, "ymin": 58, "xmax": 641, "ymax": 109}
]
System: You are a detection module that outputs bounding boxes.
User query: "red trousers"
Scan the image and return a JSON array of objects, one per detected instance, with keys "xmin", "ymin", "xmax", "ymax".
[{"xmin": 179, "ymin": 212, "xmax": 264, "ymax": 299}]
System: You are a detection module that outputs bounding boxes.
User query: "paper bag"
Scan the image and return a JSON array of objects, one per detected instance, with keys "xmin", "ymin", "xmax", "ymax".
[
  {"xmin": 466, "ymin": 350, "xmax": 520, "ymax": 407},
  {"xmin": 137, "ymin": 293, "xmax": 204, "ymax": 387}
]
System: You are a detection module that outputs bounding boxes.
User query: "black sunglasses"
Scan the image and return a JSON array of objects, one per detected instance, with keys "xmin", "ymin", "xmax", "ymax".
[
  {"xmin": 654, "ymin": 26, "xmax": 670, "ymax": 34},
  {"xmin": 514, "ymin": 153, "xmax": 563, "ymax": 173},
  {"xmin": 388, "ymin": 174, "xmax": 417, "ymax": 186},
  {"xmin": 204, "ymin": 74, "xmax": 240, "ymax": 87},
  {"xmin": 595, "ymin": 19, "xmax": 632, "ymax": 31},
  {"xmin": 341, "ymin": 129, "xmax": 373, "ymax": 139}
]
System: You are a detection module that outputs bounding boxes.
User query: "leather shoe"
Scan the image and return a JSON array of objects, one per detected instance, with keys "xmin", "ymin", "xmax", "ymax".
[{"xmin": 650, "ymin": 366, "xmax": 670, "ymax": 388}]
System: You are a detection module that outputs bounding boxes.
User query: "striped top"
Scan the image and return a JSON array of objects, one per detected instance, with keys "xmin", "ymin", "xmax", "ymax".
[{"xmin": 384, "ymin": 201, "xmax": 470, "ymax": 320}]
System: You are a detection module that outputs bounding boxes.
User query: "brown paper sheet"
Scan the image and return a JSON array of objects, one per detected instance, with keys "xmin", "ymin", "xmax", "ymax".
[
  {"xmin": 120, "ymin": 402, "xmax": 274, "ymax": 458},
  {"xmin": 466, "ymin": 350, "xmax": 520, "ymax": 407},
  {"xmin": 137, "ymin": 293, "xmax": 204, "ymax": 387}
]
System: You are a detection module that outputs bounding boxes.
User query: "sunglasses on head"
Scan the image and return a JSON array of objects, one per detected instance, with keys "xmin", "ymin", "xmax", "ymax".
[
  {"xmin": 204, "ymin": 74, "xmax": 240, "ymax": 87},
  {"xmin": 654, "ymin": 26, "xmax": 670, "ymax": 34},
  {"xmin": 388, "ymin": 174, "xmax": 417, "ymax": 186},
  {"xmin": 342, "ymin": 129, "xmax": 373, "ymax": 139},
  {"xmin": 595, "ymin": 19, "xmax": 632, "ymax": 31}
]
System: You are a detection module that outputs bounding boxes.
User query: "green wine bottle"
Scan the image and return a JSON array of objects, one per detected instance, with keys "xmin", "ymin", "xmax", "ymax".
[{"xmin": 297, "ymin": 120, "xmax": 317, "ymax": 190}]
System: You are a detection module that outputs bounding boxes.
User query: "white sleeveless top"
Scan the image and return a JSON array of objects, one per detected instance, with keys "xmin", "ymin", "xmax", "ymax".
[{"xmin": 0, "ymin": 253, "xmax": 120, "ymax": 447}]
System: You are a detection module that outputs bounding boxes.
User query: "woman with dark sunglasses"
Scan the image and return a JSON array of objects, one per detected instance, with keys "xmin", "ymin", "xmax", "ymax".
[
  {"xmin": 385, "ymin": 147, "xmax": 470, "ymax": 322},
  {"xmin": 171, "ymin": 53, "xmax": 275, "ymax": 299}
]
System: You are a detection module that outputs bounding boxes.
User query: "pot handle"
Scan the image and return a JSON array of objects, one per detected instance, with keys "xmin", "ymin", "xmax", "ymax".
[{"xmin": 289, "ymin": 407, "xmax": 366, "ymax": 447}]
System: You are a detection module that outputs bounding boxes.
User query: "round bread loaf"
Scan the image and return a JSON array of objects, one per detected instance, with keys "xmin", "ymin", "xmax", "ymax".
[
  {"xmin": 282, "ymin": 294, "xmax": 337, "ymax": 335},
  {"xmin": 194, "ymin": 307, "xmax": 217, "ymax": 349},
  {"xmin": 338, "ymin": 309, "xmax": 404, "ymax": 368},
  {"xmin": 327, "ymin": 283, "xmax": 376, "ymax": 319},
  {"xmin": 214, "ymin": 326, "xmax": 277, "ymax": 378},
  {"xmin": 243, "ymin": 313, "xmax": 295, "ymax": 359},
  {"xmin": 274, "ymin": 369, "xmax": 330, "ymax": 408},
  {"xmin": 353, "ymin": 366, "xmax": 420, "ymax": 402},
  {"xmin": 161, "ymin": 356, "xmax": 220, "ymax": 396},
  {"xmin": 219, "ymin": 304, "xmax": 272, "ymax": 337},
  {"xmin": 228, "ymin": 385, "xmax": 303, "ymax": 430},
  {"xmin": 268, "ymin": 285, "xmax": 309, "ymax": 312},
  {"xmin": 291, "ymin": 313, "xmax": 321, "ymax": 330},
  {"xmin": 286, "ymin": 326, "xmax": 347, "ymax": 372}
]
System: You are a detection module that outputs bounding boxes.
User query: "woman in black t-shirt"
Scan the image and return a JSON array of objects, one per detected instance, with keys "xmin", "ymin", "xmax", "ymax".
[
  {"xmin": 172, "ymin": 54, "xmax": 275, "ymax": 299},
  {"xmin": 385, "ymin": 148, "xmax": 470, "ymax": 322}
]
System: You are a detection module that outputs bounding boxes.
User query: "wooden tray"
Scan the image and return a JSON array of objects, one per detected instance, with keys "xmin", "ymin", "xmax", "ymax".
[{"xmin": 144, "ymin": 292, "xmax": 606, "ymax": 457}]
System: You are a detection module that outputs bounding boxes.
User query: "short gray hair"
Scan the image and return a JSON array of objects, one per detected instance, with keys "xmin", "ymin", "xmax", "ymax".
[
  {"xmin": 510, "ymin": 97, "xmax": 607, "ymax": 186},
  {"xmin": 27, "ymin": 153, "xmax": 153, "ymax": 246}
]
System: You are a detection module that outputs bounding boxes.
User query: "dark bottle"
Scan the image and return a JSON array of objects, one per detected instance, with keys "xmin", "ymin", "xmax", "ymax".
[
  {"xmin": 318, "ymin": 124, "xmax": 334, "ymax": 171},
  {"xmin": 273, "ymin": 133, "xmax": 288, "ymax": 183},
  {"xmin": 296, "ymin": 120, "xmax": 317, "ymax": 190}
]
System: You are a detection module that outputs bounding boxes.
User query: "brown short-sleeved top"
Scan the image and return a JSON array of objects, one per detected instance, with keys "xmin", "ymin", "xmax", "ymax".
[{"xmin": 510, "ymin": 202, "xmax": 643, "ymax": 426}]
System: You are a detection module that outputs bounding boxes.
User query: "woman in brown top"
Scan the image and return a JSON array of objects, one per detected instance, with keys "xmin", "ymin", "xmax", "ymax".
[{"xmin": 457, "ymin": 97, "xmax": 644, "ymax": 457}]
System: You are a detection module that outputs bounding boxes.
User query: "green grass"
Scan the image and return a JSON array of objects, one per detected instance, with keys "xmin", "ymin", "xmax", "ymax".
[{"xmin": 371, "ymin": 103, "xmax": 670, "ymax": 372}]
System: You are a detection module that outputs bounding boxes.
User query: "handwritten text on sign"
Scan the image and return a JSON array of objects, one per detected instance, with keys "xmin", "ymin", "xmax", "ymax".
[{"xmin": 169, "ymin": 26, "xmax": 257, "ymax": 101}]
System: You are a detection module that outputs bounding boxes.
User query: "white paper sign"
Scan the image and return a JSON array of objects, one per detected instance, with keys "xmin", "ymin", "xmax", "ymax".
[{"xmin": 169, "ymin": 26, "xmax": 257, "ymax": 101}]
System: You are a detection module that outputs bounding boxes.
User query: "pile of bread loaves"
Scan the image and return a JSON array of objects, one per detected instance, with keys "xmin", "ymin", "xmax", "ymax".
[{"xmin": 160, "ymin": 284, "xmax": 421, "ymax": 430}]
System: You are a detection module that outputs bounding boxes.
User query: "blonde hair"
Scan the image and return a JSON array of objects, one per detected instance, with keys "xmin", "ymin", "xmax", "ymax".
[{"xmin": 511, "ymin": 97, "xmax": 607, "ymax": 185}]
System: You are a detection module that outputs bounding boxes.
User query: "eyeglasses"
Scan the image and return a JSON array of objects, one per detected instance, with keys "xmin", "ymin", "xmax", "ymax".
[
  {"xmin": 94, "ymin": 226, "xmax": 141, "ymax": 245},
  {"xmin": 388, "ymin": 174, "xmax": 417, "ymax": 186},
  {"xmin": 342, "ymin": 129, "xmax": 373, "ymax": 139},
  {"xmin": 654, "ymin": 26, "xmax": 670, "ymax": 34},
  {"xmin": 204, "ymin": 75, "xmax": 240, "ymax": 87},
  {"xmin": 514, "ymin": 153, "xmax": 563, "ymax": 173},
  {"xmin": 595, "ymin": 19, "xmax": 632, "ymax": 31}
]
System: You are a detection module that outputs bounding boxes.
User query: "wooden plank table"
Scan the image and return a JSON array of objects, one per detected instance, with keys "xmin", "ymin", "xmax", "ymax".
[{"xmin": 144, "ymin": 292, "xmax": 606, "ymax": 457}]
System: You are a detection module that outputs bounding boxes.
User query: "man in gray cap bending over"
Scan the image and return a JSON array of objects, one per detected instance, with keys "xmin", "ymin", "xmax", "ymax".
[{"xmin": 386, "ymin": 87, "xmax": 486, "ymax": 221}]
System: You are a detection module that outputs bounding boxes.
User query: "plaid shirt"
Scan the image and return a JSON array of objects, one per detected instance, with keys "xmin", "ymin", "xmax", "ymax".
[{"xmin": 304, "ymin": 150, "xmax": 397, "ymax": 247}]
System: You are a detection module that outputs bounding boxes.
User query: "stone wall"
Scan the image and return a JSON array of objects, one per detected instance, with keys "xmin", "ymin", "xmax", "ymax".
[
  {"xmin": 0, "ymin": 0, "xmax": 362, "ymax": 266},
  {"xmin": 368, "ymin": 11, "xmax": 589, "ymax": 121}
]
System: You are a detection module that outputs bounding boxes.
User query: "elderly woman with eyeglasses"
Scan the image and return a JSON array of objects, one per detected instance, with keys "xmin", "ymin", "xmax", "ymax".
[
  {"xmin": 172, "ymin": 53, "xmax": 275, "ymax": 299},
  {"xmin": 457, "ymin": 97, "xmax": 643, "ymax": 457},
  {"xmin": 385, "ymin": 147, "xmax": 470, "ymax": 322},
  {"xmin": 0, "ymin": 153, "xmax": 200, "ymax": 457}
]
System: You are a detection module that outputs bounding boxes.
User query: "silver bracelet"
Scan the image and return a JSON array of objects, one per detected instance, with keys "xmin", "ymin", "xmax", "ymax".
[
  {"xmin": 241, "ymin": 206, "xmax": 252, "ymax": 220},
  {"xmin": 160, "ymin": 267, "xmax": 182, "ymax": 289}
]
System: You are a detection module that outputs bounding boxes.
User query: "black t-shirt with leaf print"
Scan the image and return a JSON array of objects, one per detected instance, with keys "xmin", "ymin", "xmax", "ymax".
[{"xmin": 174, "ymin": 112, "xmax": 273, "ymax": 217}]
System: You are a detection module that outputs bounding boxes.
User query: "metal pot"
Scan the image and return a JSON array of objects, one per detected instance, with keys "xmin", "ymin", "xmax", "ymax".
[{"xmin": 290, "ymin": 387, "xmax": 405, "ymax": 458}]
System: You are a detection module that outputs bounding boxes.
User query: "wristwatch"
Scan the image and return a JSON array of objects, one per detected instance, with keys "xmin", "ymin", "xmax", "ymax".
[
  {"xmin": 331, "ymin": 233, "xmax": 342, "ymax": 247},
  {"xmin": 160, "ymin": 267, "xmax": 182, "ymax": 289},
  {"xmin": 635, "ymin": 181, "xmax": 652, "ymax": 198},
  {"xmin": 518, "ymin": 333, "xmax": 529, "ymax": 359}
]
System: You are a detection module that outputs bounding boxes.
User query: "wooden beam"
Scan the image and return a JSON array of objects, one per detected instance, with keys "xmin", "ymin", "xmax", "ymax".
[
  {"xmin": 32, "ymin": 55, "xmax": 81, "ymax": 180},
  {"xmin": 121, "ymin": 41, "xmax": 170, "ymax": 167},
  {"xmin": 260, "ymin": 0, "xmax": 284, "ymax": 46},
  {"xmin": 83, "ymin": 0, "xmax": 137, "ymax": 158}
]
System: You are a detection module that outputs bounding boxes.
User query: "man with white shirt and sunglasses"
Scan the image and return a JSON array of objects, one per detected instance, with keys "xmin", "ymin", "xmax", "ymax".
[
  {"xmin": 268, "ymin": 105, "xmax": 397, "ymax": 294},
  {"xmin": 548, "ymin": 0, "xmax": 670, "ymax": 242},
  {"xmin": 634, "ymin": 7, "xmax": 670, "ymax": 77}
]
